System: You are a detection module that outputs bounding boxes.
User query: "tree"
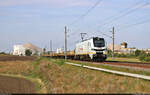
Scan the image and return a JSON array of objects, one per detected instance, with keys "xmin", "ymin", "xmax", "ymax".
[
  {"xmin": 0, "ymin": 52, "xmax": 6, "ymax": 54},
  {"xmin": 135, "ymin": 50, "xmax": 141, "ymax": 56},
  {"xmin": 43, "ymin": 48, "xmax": 46, "ymax": 54},
  {"xmin": 107, "ymin": 49, "xmax": 112, "ymax": 57},
  {"xmin": 25, "ymin": 49, "xmax": 32, "ymax": 56}
]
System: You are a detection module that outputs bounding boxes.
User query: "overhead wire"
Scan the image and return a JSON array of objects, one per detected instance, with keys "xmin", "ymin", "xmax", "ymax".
[
  {"xmin": 118, "ymin": 18, "xmax": 150, "ymax": 30},
  {"xmin": 88, "ymin": 1, "xmax": 145, "ymax": 35},
  {"xmin": 98, "ymin": 2, "xmax": 150, "ymax": 27},
  {"xmin": 92, "ymin": 0, "xmax": 150, "ymax": 37},
  {"xmin": 67, "ymin": 0, "xmax": 150, "ymax": 48},
  {"xmin": 68, "ymin": 0, "xmax": 103, "ymax": 37},
  {"xmin": 69, "ymin": 0, "xmax": 103, "ymax": 26}
]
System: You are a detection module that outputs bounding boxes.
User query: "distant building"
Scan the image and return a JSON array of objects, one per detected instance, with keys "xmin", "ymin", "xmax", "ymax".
[
  {"xmin": 146, "ymin": 49, "xmax": 150, "ymax": 54},
  {"xmin": 13, "ymin": 43, "xmax": 42, "ymax": 56},
  {"xmin": 121, "ymin": 42, "xmax": 128, "ymax": 48},
  {"xmin": 107, "ymin": 44, "xmax": 121, "ymax": 51},
  {"xmin": 56, "ymin": 48, "xmax": 64, "ymax": 54},
  {"xmin": 107, "ymin": 42, "xmax": 136, "ymax": 54},
  {"xmin": 140, "ymin": 48, "xmax": 150, "ymax": 54},
  {"xmin": 13, "ymin": 45, "xmax": 25, "ymax": 56},
  {"xmin": 23, "ymin": 43, "xmax": 42, "ymax": 55}
]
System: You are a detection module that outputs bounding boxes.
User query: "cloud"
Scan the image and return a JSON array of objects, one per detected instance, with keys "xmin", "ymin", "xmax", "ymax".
[{"xmin": 0, "ymin": 0, "xmax": 93, "ymax": 7}]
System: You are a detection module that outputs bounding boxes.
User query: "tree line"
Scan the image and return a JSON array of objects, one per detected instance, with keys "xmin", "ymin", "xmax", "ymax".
[{"xmin": 107, "ymin": 49, "xmax": 150, "ymax": 62}]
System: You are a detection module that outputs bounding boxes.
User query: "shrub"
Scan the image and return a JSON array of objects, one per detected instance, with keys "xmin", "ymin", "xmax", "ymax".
[
  {"xmin": 25, "ymin": 49, "xmax": 32, "ymax": 56},
  {"xmin": 135, "ymin": 50, "xmax": 141, "ymax": 56},
  {"xmin": 144, "ymin": 57, "xmax": 150, "ymax": 62},
  {"xmin": 139, "ymin": 55, "xmax": 146, "ymax": 61},
  {"xmin": 147, "ymin": 53, "xmax": 150, "ymax": 57},
  {"xmin": 0, "ymin": 52, "xmax": 5, "ymax": 54}
]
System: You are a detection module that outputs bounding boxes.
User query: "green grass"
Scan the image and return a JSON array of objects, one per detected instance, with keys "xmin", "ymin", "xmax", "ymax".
[{"xmin": 46, "ymin": 58, "xmax": 65, "ymax": 66}]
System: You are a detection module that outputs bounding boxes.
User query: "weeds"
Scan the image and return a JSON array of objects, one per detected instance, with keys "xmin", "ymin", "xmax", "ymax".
[{"xmin": 45, "ymin": 58, "xmax": 65, "ymax": 66}]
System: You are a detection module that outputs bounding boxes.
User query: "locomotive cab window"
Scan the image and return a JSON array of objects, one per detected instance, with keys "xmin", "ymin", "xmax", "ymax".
[{"xmin": 93, "ymin": 38, "xmax": 105, "ymax": 47}]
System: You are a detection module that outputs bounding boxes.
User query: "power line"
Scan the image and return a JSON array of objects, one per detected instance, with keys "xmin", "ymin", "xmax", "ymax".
[
  {"xmin": 68, "ymin": 0, "xmax": 102, "ymax": 40},
  {"xmin": 94, "ymin": 1, "xmax": 150, "ymax": 37},
  {"xmin": 69, "ymin": 0, "xmax": 102, "ymax": 26},
  {"xmin": 119, "ymin": 18, "xmax": 150, "ymax": 30},
  {"xmin": 68, "ymin": 38, "xmax": 81, "ymax": 46},
  {"xmin": 69, "ymin": 0, "xmax": 147, "ymax": 39},
  {"xmin": 98, "ymin": 2, "xmax": 150, "ymax": 27},
  {"xmin": 67, "ymin": 0, "xmax": 150, "ymax": 51}
]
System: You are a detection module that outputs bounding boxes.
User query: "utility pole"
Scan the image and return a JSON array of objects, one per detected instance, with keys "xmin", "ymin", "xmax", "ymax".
[
  {"xmin": 112, "ymin": 27, "xmax": 115, "ymax": 59},
  {"xmin": 65, "ymin": 26, "xmax": 67, "ymax": 60},
  {"xmin": 80, "ymin": 33, "xmax": 87, "ymax": 42},
  {"xmin": 101, "ymin": 29, "xmax": 115, "ymax": 59},
  {"xmin": 50, "ymin": 40, "xmax": 52, "ymax": 53}
]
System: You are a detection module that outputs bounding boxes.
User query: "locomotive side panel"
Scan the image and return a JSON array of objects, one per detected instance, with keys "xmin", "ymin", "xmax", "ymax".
[
  {"xmin": 75, "ymin": 37, "xmax": 107, "ymax": 61},
  {"xmin": 75, "ymin": 39, "xmax": 95, "ymax": 60}
]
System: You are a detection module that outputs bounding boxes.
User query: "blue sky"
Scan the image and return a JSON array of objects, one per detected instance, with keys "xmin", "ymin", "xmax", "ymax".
[{"xmin": 0, "ymin": 0, "xmax": 150, "ymax": 52}]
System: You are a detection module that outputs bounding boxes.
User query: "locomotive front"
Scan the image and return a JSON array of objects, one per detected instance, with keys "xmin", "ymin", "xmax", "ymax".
[{"xmin": 91, "ymin": 37, "xmax": 107, "ymax": 61}]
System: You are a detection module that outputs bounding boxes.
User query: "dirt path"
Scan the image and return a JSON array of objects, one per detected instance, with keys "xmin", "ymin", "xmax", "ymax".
[{"xmin": 0, "ymin": 75, "xmax": 36, "ymax": 93}]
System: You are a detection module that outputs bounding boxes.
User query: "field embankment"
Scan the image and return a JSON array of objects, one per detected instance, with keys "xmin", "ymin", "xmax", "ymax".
[
  {"xmin": 0, "ymin": 55, "xmax": 150, "ymax": 93},
  {"xmin": 0, "ymin": 55, "xmax": 45, "ymax": 93}
]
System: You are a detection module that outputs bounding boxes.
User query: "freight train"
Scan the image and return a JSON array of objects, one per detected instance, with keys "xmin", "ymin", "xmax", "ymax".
[{"xmin": 43, "ymin": 37, "xmax": 107, "ymax": 61}]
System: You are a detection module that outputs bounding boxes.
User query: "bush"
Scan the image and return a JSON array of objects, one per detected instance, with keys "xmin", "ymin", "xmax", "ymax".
[
  {"xmin": 25, "ymin": 49, "xmax": 32, "ymax": 56},
  {"xmin": 107, "ymin": 49, "xmax": 112, "ymax": 57},
  {"xmin": 135, "ymin": 50, "xmax": 141, "ymax": 56},
  {"xmin": 0, "ymin": 52, "xmax": 6, "ymax": 54},
  {"xmin": 144, "ymin": 57, "xmax": 150, "ymax": 62},
  {"xmin": 147, "ymin": 53, "xmax": 150, "ymax": 57},
  {"xmin": 107, "ymin": 49, "xmax": 149, "ymax": 59},
  {"xmin": 139, "ymin": 55, "xmax": 145, "ymax": 61},
  {"xmin": 139, "ymin": 55, "xmax": 150, "ymax": 62}
]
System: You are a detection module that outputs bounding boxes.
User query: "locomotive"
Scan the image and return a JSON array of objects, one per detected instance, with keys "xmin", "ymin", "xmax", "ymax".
[
  {"xmin": 75, "ymin": 37, "xmax": 107, "ymax": 61},
  {"xmin": 43, "ymin": 37, "xmax": 107, "ymax": 62}
]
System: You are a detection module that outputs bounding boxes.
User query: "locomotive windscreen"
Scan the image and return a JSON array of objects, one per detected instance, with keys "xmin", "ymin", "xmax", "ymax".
[{"xmin": 93, "ymin": 38, "xmax": 105, "ymax": 47}]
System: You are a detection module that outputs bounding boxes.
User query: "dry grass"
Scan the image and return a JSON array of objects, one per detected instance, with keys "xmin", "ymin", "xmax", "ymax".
[
  {"xmin": 0, "ymin": 57, "xmax": 150, "ymax": 93},
  {"xmin": 0, "ymin": 61, "xmax": 34, "ymax": 75},
  {"xmin": 107, "ymin": 57, "xmax": 141, "ymax": 62},
  {"xmin": 0, "ymin": 60, "xmax": 46, "ymax": 93},
  {"xmin": 37, "ymin": 58, "xmax": 150, "ymax": 93}
]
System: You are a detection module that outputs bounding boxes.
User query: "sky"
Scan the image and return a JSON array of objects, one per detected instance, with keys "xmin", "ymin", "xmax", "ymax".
[{"xmin": 0, "ymin": 0, "xmax": 150, "ymax": 52}]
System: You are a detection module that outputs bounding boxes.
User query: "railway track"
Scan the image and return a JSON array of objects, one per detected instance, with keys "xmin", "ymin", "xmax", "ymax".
[
  {"xmin": 44, "ymin": 55, "xmax": 150, "ymax": 69},
  {"xmin": 102, "ymin": 61, "xmax": 150, "ymax": 69},
  {"xmin": 69, "ymin": 60, "xmax": 150, "ymax": 69},
  {"xmin": 104, "ymin": 61, "xmax": 150, "ymax": 66}
]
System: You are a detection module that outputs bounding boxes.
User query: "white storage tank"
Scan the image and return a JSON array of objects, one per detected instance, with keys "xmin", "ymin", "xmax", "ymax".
[{"xmin": 13, "ymin": 45, "xmax": 26, "ymax": 56}]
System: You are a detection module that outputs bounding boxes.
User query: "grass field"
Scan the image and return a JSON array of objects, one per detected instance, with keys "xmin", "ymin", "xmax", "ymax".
[{"xmin": 1, "ymin": 56, "xmax": 150, "ymax": 93}]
